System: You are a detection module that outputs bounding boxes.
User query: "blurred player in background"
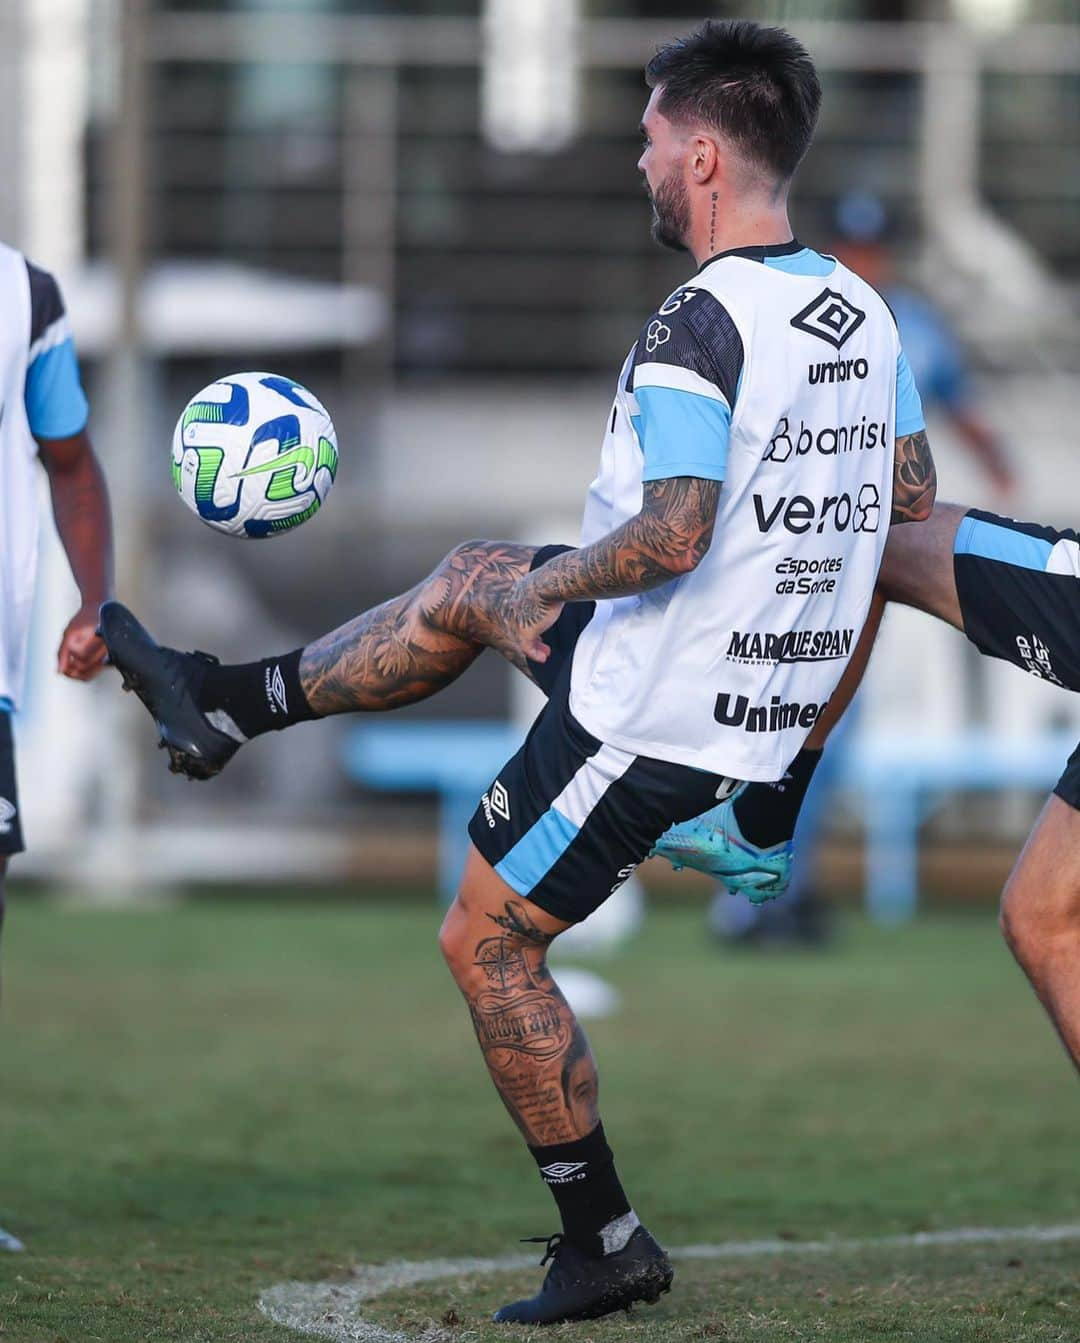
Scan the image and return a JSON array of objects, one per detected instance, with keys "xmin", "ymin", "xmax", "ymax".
[
  {"xmin": 700, "ymin": 191, "xmax": 1016, "ymax": 947},
  {"xmin": 101, "ymin": 21, "xmax": 934, "ymax": 1322},
  {"xmin": 686, "ymin": 501, "xmax": 1080, "ymax": 1076},
  {"xmin": 0, "ymin": 248, "xmax": 114, "ymax": 1252}
]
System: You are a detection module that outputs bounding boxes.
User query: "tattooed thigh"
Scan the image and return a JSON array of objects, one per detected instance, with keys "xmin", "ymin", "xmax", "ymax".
[{"xmin": 416, "ymin": 540, "xmax": 540, "ymax": 649}]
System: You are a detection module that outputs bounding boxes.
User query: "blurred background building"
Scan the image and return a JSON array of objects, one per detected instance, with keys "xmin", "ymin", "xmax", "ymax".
[{"xmin": 5, "ymin": 0, "xmax": 1080, "ymax": 903}]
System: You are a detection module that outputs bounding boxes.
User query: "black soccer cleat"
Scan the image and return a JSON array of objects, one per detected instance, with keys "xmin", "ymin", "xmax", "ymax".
[
  {"xmin": 98, "ymin": 601, "xmax": 241, "ymax": 781},
  {"xmin": 494, "ymin": 1226, "xmax": 673, "ymax": 1326}
]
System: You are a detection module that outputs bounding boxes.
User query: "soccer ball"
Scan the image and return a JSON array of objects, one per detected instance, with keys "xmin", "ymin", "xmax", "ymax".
[{"xmin": 172, "ymin": 371, "xmax": 339, "ymax": 538}]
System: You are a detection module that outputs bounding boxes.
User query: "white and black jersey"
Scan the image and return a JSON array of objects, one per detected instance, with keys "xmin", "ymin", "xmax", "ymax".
[
  {"xmin": 570, "ymin": 240, "xmax": 925, "ymax": 782},
  {"xmin": 469, "ymin": 241, "xmax": 926, "ymax": 923}
]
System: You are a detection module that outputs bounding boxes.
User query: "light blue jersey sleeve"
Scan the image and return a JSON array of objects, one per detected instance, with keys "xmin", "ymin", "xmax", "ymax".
[
  {"xmin": 25, "ymin": 261, "xmax": 89, "ymax": 441},
  {"xmin": 630, "ymin": 288, "xmax": 743, "ymax": 483},
  {"xmin": 634, "ymin": 384, "xmax": 732, "ymax": 483},
  {"xmin": 895, "ymin": 349, "xmax": 926, "ymax": 438}
]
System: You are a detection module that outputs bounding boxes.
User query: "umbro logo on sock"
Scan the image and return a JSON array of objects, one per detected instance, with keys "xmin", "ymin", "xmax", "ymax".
[
  {"xmin": 265, "ymin": 664, "xmax": 288, "ymax": 716},
  {"xmin": 539, "ymin": 1161, "xmax": 588, "ymax": 1183}
]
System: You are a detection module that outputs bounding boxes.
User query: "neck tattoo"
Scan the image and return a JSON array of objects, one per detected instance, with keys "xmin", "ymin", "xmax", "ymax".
[{"xmin": 709, "ymin": 192, "xmax": 718, "ymax": 253}]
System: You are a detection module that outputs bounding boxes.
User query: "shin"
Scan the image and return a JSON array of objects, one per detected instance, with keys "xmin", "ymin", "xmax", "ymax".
[{"xmin": 440, "ymin": 847, "xmax": 635, "ymax": 1257}]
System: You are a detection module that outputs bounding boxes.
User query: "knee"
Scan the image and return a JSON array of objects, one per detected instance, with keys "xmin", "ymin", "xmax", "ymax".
[
  {"xmin": 999, "ymin": 878, "xmax": 1076, "ymax": 969},
  {"xmin": 438, "ymin": 903, "xmax": 477, "ymax": 986}
]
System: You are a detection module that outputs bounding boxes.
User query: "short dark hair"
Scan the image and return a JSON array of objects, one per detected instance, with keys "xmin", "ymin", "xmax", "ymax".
[{"xmin": 645, "ymin": 20, "xmax": 821, "ymax": 183}]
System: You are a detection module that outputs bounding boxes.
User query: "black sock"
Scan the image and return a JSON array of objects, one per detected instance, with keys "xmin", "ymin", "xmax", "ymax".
[
  {"xmin": 529, "ymin": 1122, "xmax": 637, "ymax": 1258},
  {"xmin": 196, "ymin": 649, "xmax": 320, "ymax": 741},
  {"xmin": 733, "ymin": 746, "xmax": 822, "ymax": 848}
]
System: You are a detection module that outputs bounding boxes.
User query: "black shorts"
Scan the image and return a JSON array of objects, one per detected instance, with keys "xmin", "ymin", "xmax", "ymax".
[
  {"xmin": 954, "ymin": 509, "xmax": 1080, "ymax": 808},
  {"xmin": 0, "ymin": 710, "xmax": 24, "ymax": 857},
  {"xmin": 468, "ymin": 545, "xmax": 740, "ymax": 924}
]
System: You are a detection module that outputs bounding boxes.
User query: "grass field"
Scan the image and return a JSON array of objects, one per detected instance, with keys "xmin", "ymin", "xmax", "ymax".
[{"xmin": 1, "ymin": 896, "xmax": 1077, "ymax": 1342}]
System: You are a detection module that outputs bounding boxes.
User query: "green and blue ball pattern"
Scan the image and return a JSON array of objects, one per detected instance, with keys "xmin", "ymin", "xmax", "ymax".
[{"xmin": 171, "ymin": 372, "xmax": 339, "ymax": 538}]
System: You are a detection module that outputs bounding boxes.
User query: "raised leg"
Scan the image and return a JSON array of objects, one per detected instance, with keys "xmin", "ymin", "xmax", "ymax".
[
  {"xmin": 299, "ymin": 540, "xmax": 542, "ymax": 715},
  {"xmin": 100, "ymin": 539, "xmax": 544, "ymax": 779}
]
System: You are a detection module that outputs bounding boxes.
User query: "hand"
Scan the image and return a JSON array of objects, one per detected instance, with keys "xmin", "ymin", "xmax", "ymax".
[
  {"xmin": 57, "ymin": 601, "xmax": 109, "ymax": 681},
  {"xmin": 491, "ymin": 576, "xmax": 564, "ymax": 668}
]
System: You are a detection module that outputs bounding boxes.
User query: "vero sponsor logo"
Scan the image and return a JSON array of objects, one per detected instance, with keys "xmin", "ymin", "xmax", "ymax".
[{"xmin": 753, "ymin": 485, "xmax": 880, "ymax": 536}]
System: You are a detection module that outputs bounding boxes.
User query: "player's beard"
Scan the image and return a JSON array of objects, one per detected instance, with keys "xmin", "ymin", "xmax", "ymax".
[{"xmin": 648, "ymin": 167, "xmax": 691, "ymax": 253}]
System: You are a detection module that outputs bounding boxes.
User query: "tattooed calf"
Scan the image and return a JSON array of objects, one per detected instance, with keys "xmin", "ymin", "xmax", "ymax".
[{"xmin": 457, "ymin": 914, "xmax": 600, "ymax": 1146}]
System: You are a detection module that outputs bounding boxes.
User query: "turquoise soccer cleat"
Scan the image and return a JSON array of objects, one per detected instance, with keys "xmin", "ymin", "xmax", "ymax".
[{"xmin": 651, "ymin": 796, "xmax": 793, "ymax": 903}]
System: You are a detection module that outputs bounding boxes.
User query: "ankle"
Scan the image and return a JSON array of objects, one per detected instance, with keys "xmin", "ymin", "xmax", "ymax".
[
  {"xmin": 529, "ymin": 1123, "xmax": 635, "ymax": 1258},
  {"xmin": 197, "ymin": 649, "xmax": 320, "ymax": 742}
]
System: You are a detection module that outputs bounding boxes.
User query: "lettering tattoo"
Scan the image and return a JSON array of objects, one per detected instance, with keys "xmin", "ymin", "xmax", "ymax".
[
  {"xmin": 709, "ymin": 190, "xmax": 718, "ymax": 253},
  {"xmin": 462, "ymin": 905, "xmax": 599, "ymax": 1146},
  {"xmin": 890, "ymin": 429, "xmax": 937, "ymax": 525}
]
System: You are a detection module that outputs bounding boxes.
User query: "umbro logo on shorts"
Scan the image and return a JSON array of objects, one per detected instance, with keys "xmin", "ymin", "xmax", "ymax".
[
  {"xmin": 790, "ymin": 288, "xmax": 866, "ymax": 350},
  {"xmin": 0, "ymin": 798, "xmax": 16, "ymax": 834},
  {"xmin": 490, "ymin": 780, "xmax": 510, "ymax": 821},
  {"xmin": 481, "ymin": 780, "xmax": 511, "ymax": 829},
  {"xmin": 540, "ymin": 1161, "xmax": 587, "ymax": 1182}
]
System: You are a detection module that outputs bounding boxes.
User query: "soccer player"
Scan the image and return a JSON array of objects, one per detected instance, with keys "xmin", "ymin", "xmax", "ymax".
[
  {"xmin": 100, "ymin": 21, "xmax": 934, "ymax": 1321},
  {"xmin": 667, "ymin": 502, "xmax": 1080, "ymax": 1075},
  {"xmin": 0, "ymin": 248, "xmax": 114, "ymax": 1253}
]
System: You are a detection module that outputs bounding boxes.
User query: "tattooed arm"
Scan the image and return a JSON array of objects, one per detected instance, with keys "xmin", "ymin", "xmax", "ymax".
[
  {"xmin": 891, "ymin": 429, "xmax": 937, "ymax": 525},
  {"xmin": 491, "ymin": 476, "xmax": 720, "ymax": 664},
  {"xmin": 536, "ymin": 476, "xmax": 719, "ymax": 600}
]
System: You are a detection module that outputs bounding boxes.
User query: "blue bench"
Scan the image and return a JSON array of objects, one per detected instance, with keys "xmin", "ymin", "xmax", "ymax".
[
  {"xmin": 342, "ymin": 721, "xmax": 522, "ymax": 898},
  {"xmin": 343, "ymin": 720, "xmax": 1078, "ymax": 918},
  {"xmin": 841, "ymin": 728, "xmax": 1078, "ymax": 922}
]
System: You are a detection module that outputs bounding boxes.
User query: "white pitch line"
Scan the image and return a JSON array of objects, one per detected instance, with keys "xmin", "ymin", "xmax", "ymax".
[{"xmin": 258, "ymin": 1223, "xmax": 1080, "ymax": 1343}]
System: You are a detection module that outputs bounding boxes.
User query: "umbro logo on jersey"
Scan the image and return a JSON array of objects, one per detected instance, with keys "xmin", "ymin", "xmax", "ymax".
[
  {"xmin": 265, "ymin": 664, "xmax": 288, "ymax": 715},
  {"xmin": 0, "ymin": 797, "xmax": 16, "ymax": 834},
  {"xmin": 808, "ymin": 357, "xmax": 869, "ymax": 384},
  {"xmin": 791, "ymin": 289, "xmax": 866, "ymax": 350},
  {"xmin": 481, "ymin": 780, "xmax": 511, "ymax": 828},
  {"xmin": 753, "ymin": 485, "xmax": 881, "ymax": 536},
  {"xmin": 540, "ymin": 1161, "xmax": 588, "ymax": 1182}
]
